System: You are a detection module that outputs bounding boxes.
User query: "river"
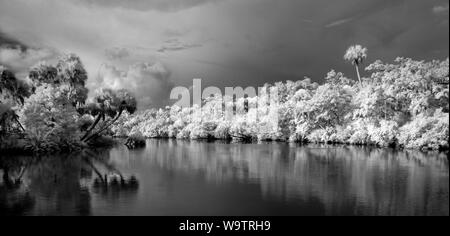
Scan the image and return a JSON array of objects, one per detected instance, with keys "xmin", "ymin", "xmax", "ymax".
[{"xmin": 0, "ymin": 139, "xmax": 448, "ymax": 216}]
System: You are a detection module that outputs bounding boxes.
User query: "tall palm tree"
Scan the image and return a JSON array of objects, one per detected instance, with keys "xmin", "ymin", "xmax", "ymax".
[{"xmin": 344, "ymin": 45, "xmax": 368, "ymax": 86}]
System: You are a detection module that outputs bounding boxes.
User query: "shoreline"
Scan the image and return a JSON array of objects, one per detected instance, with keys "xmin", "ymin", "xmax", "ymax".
[
  {"xmin": 140, "ymin": 136, "xmax": 450, "ymax": 153},
  {"xmin": 1, "ymin": 136, "xmax": 448, "ymax": 157}
]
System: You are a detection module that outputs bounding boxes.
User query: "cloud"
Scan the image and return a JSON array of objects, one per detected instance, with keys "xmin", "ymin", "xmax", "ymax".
[
  {"xmin": 105, "ymin": 47, "xmax": 130, "ymax": 61},
  {"xmin": 0, "ymin": 31, "xmax": 27, "ymax": 49},
  {"xmin": 73, "ymin": 0, "xmax": 221, "ymax": 12},
  {"xmin": 97, "ymin": 61, "xmax": 174, "ymax": 108},
  {"xmin": 163, "ymin": 28, "xmax": 191, "ymax": 37},
  {"xmin": 433, "ymin": 4, "xmax": 449, "ymax": 14},
  {"xmin": 325, "ymin": 18, "xmax": 354, "ymax": 28},
  {"xmin": 0, "ymin": 46, "xmax": 59, "ymax": 77},
  {"xmin": 157, "ymin": 38, "xmax": 202, "ymax": 53},
  {"xmin": 0, "ymin": 0, "xmax": 448, "ymax": 110}
]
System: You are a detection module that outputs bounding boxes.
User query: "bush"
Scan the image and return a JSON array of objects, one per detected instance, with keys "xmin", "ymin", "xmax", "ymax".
[
  {"xmin": 398, "ymin": 109, "xmax": 449, "ymax": 150},
  {"xmin": 230, "ymin": 120, "xmax": 256, "ymax": 141},
  {"xmin": 334, "ymin": 125, "xmax": 352, "ymax": 143},
  {"xmin": 189, "ymin": 123, "xmax": 209, "ymax": 140},
  {"xmin": 257, "ymin": 121, "xmax": 281, "ymax": 141},
  {"xmin": 167, "ymin": 125, "xmax": 179, "ymax": 138},
  {"xmin": 293, "ymin": 122, "xmax": 313, "ymax": 142},
  {"xmin": 368, "ymin": 120, "xmax": 399, "ymax": 147},
  {"xmin": 348, "ymin": 120, "xmax": 370, "ymax": 145},
  {"xmin": 125, "ymin": 131, "xmax": 146, "ymax": 149},
  {"xmin": 307, "ymin": 127, "xmax": 337, "ymax": 143},
  {"xmin": 177, "ymin": 123, "xmax": 194, "ymax": 139},
  {"xmin": 214, "ymin": 121, "xmax": 231, "ymax": 139}
]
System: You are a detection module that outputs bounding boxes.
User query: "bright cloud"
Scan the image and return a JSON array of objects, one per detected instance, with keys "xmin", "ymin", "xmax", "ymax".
[
  {"xmin": 433, "ymin": 4, "xmax": 449, "ymax": 14},
  {"xmin": 96, "ymin": 62, "xmax": 174, "ymax": 109}
]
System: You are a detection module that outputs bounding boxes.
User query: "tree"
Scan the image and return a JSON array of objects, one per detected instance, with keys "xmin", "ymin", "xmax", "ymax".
[
  {"xmin": 302, "ymin": 71, "xmax": 353, "ymax": 130},
  {"xmin": 56, "ymin": 54, "xmax": 89, "ymax": 107},
  {"xmin": 1, "ymin": 65, "xmax": 32, "ymax": 105},
  {"xmin": 29, "ymin": 54, "xmax": 89, "ymax": 108},
  {"xmin": 56, "ymin": 53, "xmax": 88, "ymax": 87},
  {"xmin": 81, "ymin": 88, "xmax": 137, "ymax": 142},
  {"xmin": 366, "ymin": 57, "xmax": 449, "ymax": 118},
  {"xmin": 344, "ymin": 45, "xmax": 368, "ymax": 86},
  {"xmin": 15, "ymin": 53, "xmax": 92, "ymax": 150},
  {"xmin": 19, "ymin": 85, "xmax": 82, "ymax": 152},
  {"xmin": 28, "ymin": 62, "xmax": 58, "ymax": 87},
  {"xmin": 0, "ymin": 65, "xmax": 31, "ymax": 134}
]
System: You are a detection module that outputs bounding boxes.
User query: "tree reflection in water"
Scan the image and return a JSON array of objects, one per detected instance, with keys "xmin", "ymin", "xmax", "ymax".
[
  {"xmin": 1, "ymin": 140, "xmax": 448, "ymax": 216},
  {"xmin": 0, "ymin": 156, "xmax": 35, "ymax": 215},
  {"xmin": 0, "ymin": 149, "xmax": 139, "ymax": 216},
  {"xmin": 129, "ymin": 139, "xmax": 448, "ymax": 216}
]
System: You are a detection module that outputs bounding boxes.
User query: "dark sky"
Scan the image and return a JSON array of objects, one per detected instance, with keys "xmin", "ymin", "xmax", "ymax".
[{"xmin": 0, "ymin": 0, "xmax": 449, "ymax": 108}]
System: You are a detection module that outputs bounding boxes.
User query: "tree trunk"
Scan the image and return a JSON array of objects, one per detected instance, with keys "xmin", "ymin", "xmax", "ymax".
[
  {"xmin": 355, "ymin": 64, "xmax": 362, "ymax": 86},
  {"xmin": 81, "ymin": 114, "xmax": 102, "ymax": 141},
  {"xmin": 13, "ymin": 115, "xmax": 25, "ymax": 132},
  {"xmin": 83, "ymin": 158, "xmax": 106, "ymax": 183},
  {"xmin": 84, "ymin": 110, "xmax": 123, "ymax": 142}
]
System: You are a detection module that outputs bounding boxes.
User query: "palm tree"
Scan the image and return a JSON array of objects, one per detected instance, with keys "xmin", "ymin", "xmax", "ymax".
[
  {"xmin": 344, "ymin": 45, "xmax": 368, "ymax": 86},
  {"xmin": 80, "ymin": 88, "xmax": 137, "ymax": 142},
  {"xmin": 28, "ymin": 62, "xmax": 58, "ymax": 86}
]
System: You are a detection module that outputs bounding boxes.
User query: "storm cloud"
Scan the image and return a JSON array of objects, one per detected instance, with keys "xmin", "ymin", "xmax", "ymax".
[{"xmin": 71, "ymin": 0, "xmax": 222, "ymax": 12}]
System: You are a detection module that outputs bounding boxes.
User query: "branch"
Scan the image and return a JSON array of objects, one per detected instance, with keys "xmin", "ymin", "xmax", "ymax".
[
  {"xmin": 81, "ymin": 114, "xmax": 102, "ymax": 141},
  {"xmin": 13, "ymin": 114, "xmax": 25, "ymax": 132},
  {"xmin": 85, "ymin": 110, "xmax": 123, "ymax": 142}
]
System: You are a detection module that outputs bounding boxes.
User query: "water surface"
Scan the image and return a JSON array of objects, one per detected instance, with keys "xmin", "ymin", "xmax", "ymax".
[{"xmin": 1, "ymin": 139, "xmax": 448, "ymax": 216}]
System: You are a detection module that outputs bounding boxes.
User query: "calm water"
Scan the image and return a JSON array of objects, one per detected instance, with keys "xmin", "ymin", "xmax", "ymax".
[{"xmin": 1, "ymin": 139, "xmax": 448, "ymax": 216}]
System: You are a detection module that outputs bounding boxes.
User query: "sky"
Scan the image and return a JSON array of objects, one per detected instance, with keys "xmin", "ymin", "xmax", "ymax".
[{"xmin": 0, "ymin": 0, "xmax": 449, "ymax": 109}]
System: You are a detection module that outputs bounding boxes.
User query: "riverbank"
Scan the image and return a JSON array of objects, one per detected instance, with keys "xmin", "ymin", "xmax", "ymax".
[
  {"xmin": 1, "ymin": 133, "xmax": 448, "ymax": 157},
  {"xmin": 143, "ymin": 135, "xmax": 450, "ymax": 153},
  {"xmin": 0, "ymin": 135, "xmax": 148, "ymax": 156}
]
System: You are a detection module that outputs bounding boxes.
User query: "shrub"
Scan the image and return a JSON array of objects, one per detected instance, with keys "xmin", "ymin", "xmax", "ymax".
[
  {"xmin": 125, "ymin": 130, "xmax": 146, "ymax": 149},
  {"xmin": 348, "ymin": 119, "xmax": 370, "ymax": 145},
  {"xmin": 214, "ymin": 121, "xmax": 231, "ymax": 140},
  {"xmin": 307, "ymin": 128, "xmax": 336, "ymax": 143},
  {"xmin": 398, "ymin": 109, "xmax": 449, "ymax": 150},
  {"xmin": 368, "ymin": 120, "xmax": 399, "ymax": 147}
]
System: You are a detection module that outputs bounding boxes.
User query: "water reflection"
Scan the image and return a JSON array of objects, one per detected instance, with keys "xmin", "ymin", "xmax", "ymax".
[
  {"xmin": 0, "ymin": 140, "xmax": 448, "ymax": 216},
  {"xmin": 0, "ymin": 149, "xmax": 139, "ymax": 216},
  {"xmin": 0, "ymin": 157, "xmax": 35, "ymax": 215},
  {"xmin": 110, "ymin": 139, "xmax": 447, "ymax": 216}
]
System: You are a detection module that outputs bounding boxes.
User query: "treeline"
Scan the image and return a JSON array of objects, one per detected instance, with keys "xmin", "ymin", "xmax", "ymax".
[
  {"xmin": 1, "ymin": 46, "xmax": 449, "ymax": 153},
  {"xmin": 111, "ymin": 56, "xmax": 449, "ymax": 151}
]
